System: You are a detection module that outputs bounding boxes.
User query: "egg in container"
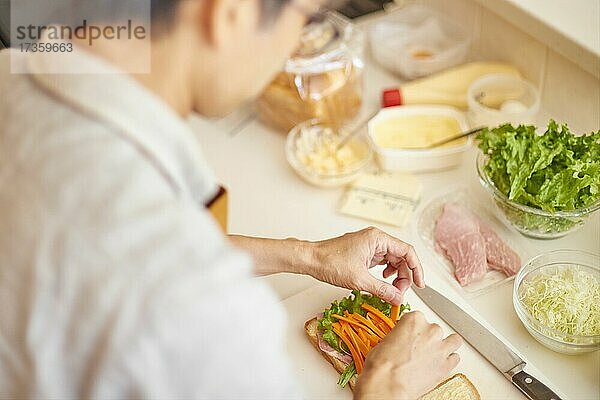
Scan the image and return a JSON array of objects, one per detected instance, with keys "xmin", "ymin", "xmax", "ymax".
[{"xmin": 367, "ymin": 105, "xmax": 471, "ymax": 172}]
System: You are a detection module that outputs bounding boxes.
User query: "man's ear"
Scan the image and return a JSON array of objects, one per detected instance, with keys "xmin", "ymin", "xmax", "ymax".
[{"xmin": 202, "ymin": 0, "xmax": 260, "ymax": 48}]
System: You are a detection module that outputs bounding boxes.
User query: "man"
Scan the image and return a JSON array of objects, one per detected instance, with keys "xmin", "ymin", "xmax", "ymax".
[{"xmin": 0, "ymin": 0, "xmax": 462, "ymax": 398}]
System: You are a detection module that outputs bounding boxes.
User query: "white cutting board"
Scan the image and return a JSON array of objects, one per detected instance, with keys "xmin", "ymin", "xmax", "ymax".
[{"xmin": 282, "ymin": 283, "xmax": 550, "ymax": 400}]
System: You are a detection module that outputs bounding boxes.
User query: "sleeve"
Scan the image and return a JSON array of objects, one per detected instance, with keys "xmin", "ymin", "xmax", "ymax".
[
  {"xmin": 78, "ymin": 201, "xmax": 300, "ymax": 400},
  {"xmin": 41, "ymin": 137, "xmax": 301, "ymax": 399}
]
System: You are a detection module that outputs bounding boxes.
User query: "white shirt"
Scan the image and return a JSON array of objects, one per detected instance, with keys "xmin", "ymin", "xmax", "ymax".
[{"xmin": 0, "ymin": 49, "xmax": 298, "ymax": 399}]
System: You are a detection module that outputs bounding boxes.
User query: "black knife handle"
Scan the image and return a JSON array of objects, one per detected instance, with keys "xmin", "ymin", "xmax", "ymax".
[{"xmin": 512, "ymin": 370, "xmax": 562, "ymax": 400}]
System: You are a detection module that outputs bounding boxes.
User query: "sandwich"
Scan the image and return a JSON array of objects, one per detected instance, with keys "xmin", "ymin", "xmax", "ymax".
[{"xmin": 305, "ymin": 290, "xmax": 480, "ymax": 399}]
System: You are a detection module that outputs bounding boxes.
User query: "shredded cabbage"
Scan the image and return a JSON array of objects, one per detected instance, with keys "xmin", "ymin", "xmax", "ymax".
[{"xmin": 519, "ymin": 266, "xmax": 600, "ymax": 342}]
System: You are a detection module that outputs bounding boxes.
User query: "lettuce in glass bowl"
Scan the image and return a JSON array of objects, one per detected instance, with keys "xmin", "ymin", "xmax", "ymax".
[{"xmin": 476, "ymin": 121, "xmax": 600, "ymax": 239}]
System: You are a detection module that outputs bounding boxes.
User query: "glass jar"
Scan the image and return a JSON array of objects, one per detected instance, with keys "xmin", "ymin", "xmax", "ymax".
[{"xmin": 257, "ymin": 11, "xmax": 365, "ymax": 132}]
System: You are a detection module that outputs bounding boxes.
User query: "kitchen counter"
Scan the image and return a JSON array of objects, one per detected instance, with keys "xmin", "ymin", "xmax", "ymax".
[{"xmin": 189, "ymin": 17, "xmax": 600, "ymax": 400}]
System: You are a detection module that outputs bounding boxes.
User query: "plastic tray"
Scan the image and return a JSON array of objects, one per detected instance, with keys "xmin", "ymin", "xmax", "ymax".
[{"xmin": 416, "ymin": 188, "xmax": 532, "ymax": 297}]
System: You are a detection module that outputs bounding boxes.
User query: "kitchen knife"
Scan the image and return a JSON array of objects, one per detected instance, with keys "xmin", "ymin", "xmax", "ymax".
[{"xmin": 413, "ymin": 285, "xmax": 562, "ymax": 400}]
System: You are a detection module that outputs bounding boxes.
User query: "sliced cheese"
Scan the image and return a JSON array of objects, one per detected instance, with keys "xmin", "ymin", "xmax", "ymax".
[{"xmin": 339, "ymin": 172, "xmax": 421, "ymax": 227}]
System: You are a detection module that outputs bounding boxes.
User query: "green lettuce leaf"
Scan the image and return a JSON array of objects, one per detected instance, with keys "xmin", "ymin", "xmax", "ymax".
[
  {"xmin": 477, "ymin": 120, "xmax": 600, "ymax": 213},
  {"xmin": 338, "ymin": 362, "xmax": 356, "ymax": 388}
]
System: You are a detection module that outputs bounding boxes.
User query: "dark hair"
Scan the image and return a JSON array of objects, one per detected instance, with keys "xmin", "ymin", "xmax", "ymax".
[
  {"xmin": 31, "ymin": 0, "xmax": 291, "ymax": 34},
  {"xmin": 153, "ymin": 0, "xmax": 291, "ymax": 30}
]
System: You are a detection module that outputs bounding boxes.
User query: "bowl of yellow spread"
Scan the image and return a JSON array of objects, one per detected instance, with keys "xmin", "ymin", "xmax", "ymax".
[
  {"xmin": 367, "ymin": 105, "xmax": 471, "ymax": 172},
  {"xmin": 286, "ymin": 119, "xmax": 372, "ymax": 187}
]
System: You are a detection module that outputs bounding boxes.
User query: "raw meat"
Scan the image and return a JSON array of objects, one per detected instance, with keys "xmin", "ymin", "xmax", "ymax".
[
  {"xmin": 434, "ymin": 203, "xmax": 488, "ymax": 286},
  {"xmin": 434, "ymin": 202, "xmax": 522, "ymax": 286},
  {"xmin": 317, "ymin": 330, "xmax": 352, "ymax": 364},
  {"xmin": 478, "ymin": 221, "xmax": 521, "ymax": 276}
]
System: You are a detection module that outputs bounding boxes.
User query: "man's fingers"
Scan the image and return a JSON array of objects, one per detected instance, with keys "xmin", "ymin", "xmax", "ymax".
[
  {"xmin": 382, "ymin": 265, "xmax": 396, "ymax": 279},
  {"xmin": 392, "ymin": 277, "xmax": 411, "ymax": 293},
  {"xmin": 446, "ymin": 352, "xmax": 461, "ymax": 369},
  {"xmin": 363, "ymin": 275, "xmax": 404, "ymax": 305},
  {"xmin": 391, "ymin": 260, "xmax": 412, "ymax": 292},
  {"xmin": 442, "ymin": 333, "xmax": 463, "ymax": 353},
  {"xmin": 403, "ymin": 245, "xmax": 425, "ymax": 288},
  {"xmin": 380, "ymin": 232, "xmax": 425, "ymax": 288}
]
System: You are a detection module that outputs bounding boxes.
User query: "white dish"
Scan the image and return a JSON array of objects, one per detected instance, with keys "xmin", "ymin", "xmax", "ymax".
[
  {"xmin": 416, "ymin": 188, "xmax": 533, "ymax": 298},
  {"xmin": 367, "ymin": 105, "xmax": 471, "ymax": 172},
  {"xmin": 467, "ymin": 74, "xmax": 540, "ymax": 128}
]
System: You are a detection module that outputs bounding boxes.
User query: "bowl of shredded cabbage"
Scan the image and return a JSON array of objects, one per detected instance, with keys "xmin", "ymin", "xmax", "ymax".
[{"xmin": 514, "ymin": 250, "xmax": 600, "ymax": 354}]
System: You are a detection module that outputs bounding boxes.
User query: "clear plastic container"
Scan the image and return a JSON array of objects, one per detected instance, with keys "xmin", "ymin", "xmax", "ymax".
[
  {"xmin": 257, "ymin": 11, "xmax": 364, "ymax": 132},
  {"xmin": 369, "ymin": 5, "xmax": 470, "ymax": 79},
  {"xmin": 367, "ymin": 105, "xmax": 471, "ymax": 172},
  {"xmin": 417, "ymin": 188, "xmax": 532, "ymax": 298},
  {"xmin": 467, "ymin": 74, "xmax": 540, "ymax": 128}
]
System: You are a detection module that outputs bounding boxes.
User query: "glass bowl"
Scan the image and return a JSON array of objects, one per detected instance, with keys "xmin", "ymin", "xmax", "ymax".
[
  {"xmin": 476, "ymin": 153, "xmax": 600, "ymax": 239},
  {"xmin": 513, "ymin": 250, "xmax": 600, "ymax": 354},
  {"xmin": 286, "ymin": 119, "xmax": 372, "ymax": 188}
]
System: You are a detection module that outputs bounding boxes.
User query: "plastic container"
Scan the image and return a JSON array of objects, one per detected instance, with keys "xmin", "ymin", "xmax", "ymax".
[
  {"xmin": 467, "ymin": 74, "xmax": 540, "ymax": 128},
  {"xmin": 369, "ymin": 5, "xmax": 470, "ymax": 79},
  {"xmin": 286, "ymin": 119, "xmax": 372, "ymax": 187},
  {"xmin": 513, "ymin": 250, "xmax": 600, "ymax": 354},
  {"xmin": 417, "ymin": 188, "xmax": 531, "ymax": 298},
  {"xmin": 257, "ymin": 11, "xmax": 365, "ymax": 132},
  {"xmin": 477, "ymin": 153, "xmax": 600, "ymax": 239},
  {"xmin": 367, "ymin": 105, "xmax": 471, "ymax": 172}
]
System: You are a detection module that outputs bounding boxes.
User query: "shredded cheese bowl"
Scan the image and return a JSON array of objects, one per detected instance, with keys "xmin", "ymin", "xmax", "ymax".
[
  {"xmin": 286, "ymin": 119, "xmax": 372, "ymax": 187},
  {"xmin": 513, "ymin": 250, "xmax": 600, "ymax": 354}
]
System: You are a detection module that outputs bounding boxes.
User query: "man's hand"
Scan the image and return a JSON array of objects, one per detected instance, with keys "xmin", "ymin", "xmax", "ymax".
[
  {"xmin": 310, "ymin": 227, "xmax": 425, "ymax": 305},
  {"xmin": 230, "ymin": 227, "xmax": 424, "ymax": 305},
  {"xmin": 354, "ymin": 311, "xmax": 463, "ymax": 400}
]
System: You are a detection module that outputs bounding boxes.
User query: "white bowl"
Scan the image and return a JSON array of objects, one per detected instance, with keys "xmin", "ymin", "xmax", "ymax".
[
  {"xmin": 467, "ymin": 74, "xmax": 540, "ymax": 128},
  {"xmin": 367, "ymin": 105, "xmax": 471, "ymax": 172}
]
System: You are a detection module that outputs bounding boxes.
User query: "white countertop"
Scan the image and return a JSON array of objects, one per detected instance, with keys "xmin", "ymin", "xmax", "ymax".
[{"xmin": 189, "ymin": 17, "xmax": 600, "ymax": 400}]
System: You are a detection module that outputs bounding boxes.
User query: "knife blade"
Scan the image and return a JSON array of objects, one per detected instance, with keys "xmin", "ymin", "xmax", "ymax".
[{"xmin": 413, "ymin": 285, "xmax": 562, "ymax": 400}]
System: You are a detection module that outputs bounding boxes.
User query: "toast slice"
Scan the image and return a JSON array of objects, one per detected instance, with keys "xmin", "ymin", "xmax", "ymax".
[
  {"xmin": 305, "ymin": 317, "xmax": 358, "ymax": 390},
  {"xmin": 305, "ymin": 318, "xmax": 480, "ymax": 399},
  {"xmin": 420, "ymin": 373, "xmax": 480, "ymax": 400}
]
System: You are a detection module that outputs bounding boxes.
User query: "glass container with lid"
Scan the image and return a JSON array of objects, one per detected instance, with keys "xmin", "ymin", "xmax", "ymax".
[{"xmin": 257, "ymin": 11, "xmax": 365, "ymax": 132}]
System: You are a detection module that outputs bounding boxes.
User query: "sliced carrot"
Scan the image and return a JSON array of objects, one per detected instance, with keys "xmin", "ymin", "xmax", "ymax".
[
  {"xmin": 343, "ymin": 325, "xmax": 366, "ymax": 369},
  {"xmin": 333, "ymin": 326, "xmax": 363, "ymax": 373},
  {"xmin": 350, "ymin": 313, "xmax": 386, "ymax": 339},
  {"xmin": 349, "ymin": 325, "xmax": 371, "ymax": 356},
  {"xmin": 367, "ymin": 314, "xmax": 390, "ymax": 337},
  {"xmin": 357, "ymin": 329, "xmax": 369, "ymax": 345},
  {"xmin": 369, "ymin": 313, "xmax": 392, "ymax": 335},
  {"xmin": 362, "ymin": 304, "xmax": 395, "ymax": 330},
  {"xmin": 331, "ymin": 314, "xmax": 371, "ymax": 332},
  {"xmin": 390, "ymin": 305, "xmax": 400, "ymax": 322},
  {"xmin": 346, "ymin": 324, "xmax": 370, "ymax": 356},
  {"xmin": 349, "ymin": 317, "xmax": 379, "ymax": 346}
]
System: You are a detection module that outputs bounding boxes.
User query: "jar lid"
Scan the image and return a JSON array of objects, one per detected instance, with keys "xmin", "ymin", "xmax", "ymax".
[
  {"xmin": 285, "ymin": 11, "xmax": 361, "ymax": 75},
  {"xmin": 296, "ymin": 14, "xmax": 341, "ymax": 57}
]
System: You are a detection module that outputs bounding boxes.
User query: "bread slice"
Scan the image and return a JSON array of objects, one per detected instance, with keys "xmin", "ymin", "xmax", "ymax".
[
  {"xmin": 305, "ymin": 318, "xmax": 480, "ymax": 399},
  {"xmin": 305, "ymin": 317, "xmax": 358, "ymax": 390},
  {"xmin": 419, "ymin": 374, "xmax": 480, "ymax": 400}
]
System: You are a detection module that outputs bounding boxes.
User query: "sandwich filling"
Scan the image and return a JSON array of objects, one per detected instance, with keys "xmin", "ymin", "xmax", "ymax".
[{"xmin": 316, "ymin": 290, "xmax": 410, "ymax": 387}]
